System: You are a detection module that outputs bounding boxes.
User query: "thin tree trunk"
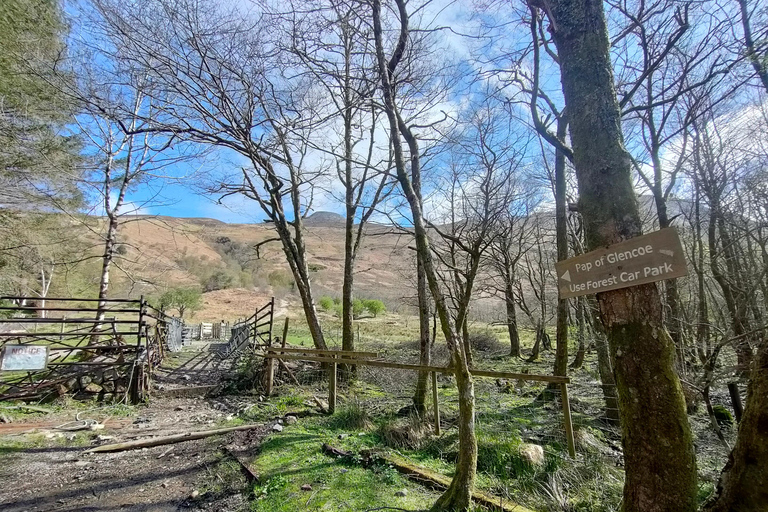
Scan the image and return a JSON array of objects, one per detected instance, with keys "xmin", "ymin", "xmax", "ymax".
[
  {"xmin": 413, "ymin": 256, "xmax": 432, "ymax": 414},
  {"xmin": 372, "ymin": 1, "xmax": 476, "ymax": 507},
  {"xmin": 505, "ymin": 279, "xmax": 521, "ymax": 357},
  {"xmin": 570, "ymin": 297, "xmax": 586, "ymax": 369},
  {"xmin": 544, "ymin": 2, "xmax": 698, "ymax": 510},
  {"xmin": 553, "ymin": 116, "xmax": 569, "ymax": 380}
]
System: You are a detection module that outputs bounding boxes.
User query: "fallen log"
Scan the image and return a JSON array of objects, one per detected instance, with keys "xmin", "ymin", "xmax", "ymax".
[
  {"xmin": 383, "ymin": 452, "xmax": 534, "ymax": 512},
  {"xmin": 83, "ymin": 423, "xmax": 263, "ymax": 454}
]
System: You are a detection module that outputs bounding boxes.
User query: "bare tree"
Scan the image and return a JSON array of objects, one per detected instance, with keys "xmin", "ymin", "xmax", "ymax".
[
  {"xmin": 371, "ymin": 0, "xmax": 478, "ymax": 508},
  {"xmin": 87, "ymin": 0, "xmax": 340, "ymax": 349}
]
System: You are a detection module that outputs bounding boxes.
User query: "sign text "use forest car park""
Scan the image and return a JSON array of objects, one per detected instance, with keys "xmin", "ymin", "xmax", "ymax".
[{"xmin": 555, "ymin": 228, "xmax": 687, "ymax": 299}]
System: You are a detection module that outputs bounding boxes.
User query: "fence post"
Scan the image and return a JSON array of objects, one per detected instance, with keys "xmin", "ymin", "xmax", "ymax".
[
  {"xmin": 431, "ymin": 371, "xmax": 440, "ymax": 435},
  {"xmin": 329, "ymin": 355, "xmax": 337, "ymax": 414},
  {"xmin": 265, "ymin": 356, "xmax": 274, "ymax": 396},
  {"xmin": 282, "ymin": 317, "xmax": 289, "ymax": 348},
  {"xmin": 560, "ymin": 383, "xmax": 576, "ymax": 458}
]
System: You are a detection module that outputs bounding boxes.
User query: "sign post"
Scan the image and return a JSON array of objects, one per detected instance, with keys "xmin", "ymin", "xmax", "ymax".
[
  {"xmin": 1, "ymin": 345, "xmax": 49, "ymax": 371},
  {"xmin": 555, "ymin": 228, "xmax": 687, "ymax": 299}
]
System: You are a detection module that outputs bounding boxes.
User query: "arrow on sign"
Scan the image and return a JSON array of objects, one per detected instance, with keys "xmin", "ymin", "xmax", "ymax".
[
  {"xmin": 560, "ymin": 270, "xmax": 571, "ymax": 282},
  {"xmin": 659, "ymin": 249, "xmax": 674, "ymax": 257}
]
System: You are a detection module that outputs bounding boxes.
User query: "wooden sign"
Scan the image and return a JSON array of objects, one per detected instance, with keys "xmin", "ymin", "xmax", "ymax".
[
  {"xmin": 555, "ymin": 228, "xmax": 687, "ymax": 299},
  {"xmin": 0, "ymin": 345, "xmax": 49, "ymax": 371}
]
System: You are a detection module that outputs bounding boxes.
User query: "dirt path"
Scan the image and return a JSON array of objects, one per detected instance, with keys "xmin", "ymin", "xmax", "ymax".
[{"xmin": 0, "ymin": 343, "xmax": 268, "ymax": 512}]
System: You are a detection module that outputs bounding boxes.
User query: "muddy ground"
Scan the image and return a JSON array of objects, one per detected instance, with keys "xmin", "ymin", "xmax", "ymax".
[{"xmin": 0, "ymin": 342, "xmax": 273, "ymax": 512}]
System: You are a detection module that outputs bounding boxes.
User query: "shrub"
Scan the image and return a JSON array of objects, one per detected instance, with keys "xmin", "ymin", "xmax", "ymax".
[
  {"xmin": 469, "ymin": 331, "xmax": 502, "ymax": 352},
  {"xmin": 363, "ymin": 299, "xmax": 386, "ymax": 318},
  {"xmin": 352, "ymin": 298, "xmax": 366, "ymax": 319},
  {"xmin": 203, "ymin": 269, "xmax": 233, "ymax": 292},
  {"xmin": 318, "ymin": 296, "xmax": 334, "ymax": 312},
  {"xmin": 328, "ymin": 400, "xmax": 372, "ymax": 430}
]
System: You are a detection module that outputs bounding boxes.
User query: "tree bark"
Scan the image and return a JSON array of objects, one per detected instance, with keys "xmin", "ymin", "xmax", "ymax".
[
  {"xmin": 704, "ymin": 335, "xmax": 768, "ymax": 511},
  {"xmin": 413, "ymin": 256, "xmax": 432, "ymax": 414},
  {"xmin": 543, "ymin": 2, "xmax": 698, "ymax": 510}
]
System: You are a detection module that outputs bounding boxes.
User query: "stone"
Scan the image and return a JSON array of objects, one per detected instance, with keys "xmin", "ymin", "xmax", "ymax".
[
  {"xmin": 190, "ymin": 490, "xmax": 200, "ymax": 499},
  {"xmin": 66, "ymin": 378, "xmax": 79, "ymax": 391},
  {"xmin": 79, "ymin": 376, "xmax": 92, "ymax": 388},
  {"xmin": 57, "ymin": 384, "xmax": 69, "ymax": 396},
  {"xmin": 84, "ymin": 382, "xmax": 102, "ymax": 394},
  {"xmin": 301, "ymin": 484, "xmax": 312, "ymax": 491},
  {"xmin": 395, "ymin": 490, "xmax": 408, "ymax": 497},
  {"xmin": 102, "ymin": 381, "xmax": 115, "ymax": 393},
  {"xmin": 284, "ymin": 415, "xmax": 298, "ymax": 425},
  {"xmin": 272, "ymin": 423, "xmax": 284, "ymax": 432},
  {"xmin": 519, "ymin": 443, "xmax": 545, "ymax": 467},
  {"xmin": 337, "ymin": 434, "xmax": 348, "ymax": 440}
]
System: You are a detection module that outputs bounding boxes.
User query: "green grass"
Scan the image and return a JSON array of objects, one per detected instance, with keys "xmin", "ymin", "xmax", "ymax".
[{"xmin": 248, "ymin": 415, "xmax": 442, "ymax": 511}]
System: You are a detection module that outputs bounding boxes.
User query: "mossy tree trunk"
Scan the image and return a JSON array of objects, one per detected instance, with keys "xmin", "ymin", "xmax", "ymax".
[
  {"xmin": 703, "ymin": 334, "xmax": 768, "ymax": 511},
  {"xmin": 541, "ymin": 2, "xmax": 698, "ymax": 510}
]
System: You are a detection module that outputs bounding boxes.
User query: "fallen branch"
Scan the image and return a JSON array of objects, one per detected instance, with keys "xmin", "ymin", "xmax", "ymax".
[
  {"xmin": 83, "ymin": 423, "xmax": 263, "ymax": 453},
  {"xmin": 378, "ymin": 451, "xmax": 535, "ymax": 512}
]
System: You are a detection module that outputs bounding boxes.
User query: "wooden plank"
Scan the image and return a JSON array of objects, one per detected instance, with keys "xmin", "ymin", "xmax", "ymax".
[
  {"xmin": 555, "ymin": 227, "xmax": 687, "ymax": 299},
  {"xmin": 264, "ymin": 353, "xmax": 570, "ymax": 383},
  {"xmin": 265, "ymin": 347, "xmax": 379, "ymax": 358},
  {"xmin": 83, "ymin": 424, "xmax": 265, "ymax": 453}
]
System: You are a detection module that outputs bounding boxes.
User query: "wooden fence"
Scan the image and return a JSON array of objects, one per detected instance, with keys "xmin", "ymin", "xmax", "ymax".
[
  {"xmin": 263, "ymin": 344, "xmax": 576, "ymax": 458},
  {"xmin": 0, "ymin": 296, "xmax": 172, "ymax": 403}
]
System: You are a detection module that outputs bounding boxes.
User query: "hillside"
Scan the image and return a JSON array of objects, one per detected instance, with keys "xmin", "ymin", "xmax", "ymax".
[{"xmin": 111, "ymin": 213, "xmax": 415, "ymax": 320}]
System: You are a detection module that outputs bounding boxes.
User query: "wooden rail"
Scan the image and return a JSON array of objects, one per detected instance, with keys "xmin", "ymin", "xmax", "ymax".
[{"xmin": 263, "ymin": 346, "xmax": 576, "ymax": 458}]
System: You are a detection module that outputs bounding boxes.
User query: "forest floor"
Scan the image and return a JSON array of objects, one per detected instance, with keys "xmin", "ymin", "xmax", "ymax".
[{"xmin": 0, "ymin": 314, "xmax": 740, "ymax": 512}]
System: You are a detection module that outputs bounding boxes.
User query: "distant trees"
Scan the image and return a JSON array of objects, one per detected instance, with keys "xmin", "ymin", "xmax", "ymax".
[
  {"xmin": 0, "ymin": 0, "xmax": 84, "ymax": 299},
  {"xmin": 159, "ymin": 287, "xmax": 202, "ymax": 318}
]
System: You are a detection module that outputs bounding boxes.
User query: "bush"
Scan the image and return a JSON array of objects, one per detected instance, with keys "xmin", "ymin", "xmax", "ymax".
[
  {"xmin": 318, "ymin": 296, "xmax": 334, "ymax": 312},
  {"xmin": 352, "ymin": 298, "xmax": 366, "ymax": 319},
  {"xmin": 469, "ymin": 331, "xmax": 502, "ymax": 352},
  {"xmin": 363, "ymin": 299, "xmax": 386, "ymax": 318},
  {"xmin": 203, "ymin": 269, "xmax": 234, "ymax": 292}
]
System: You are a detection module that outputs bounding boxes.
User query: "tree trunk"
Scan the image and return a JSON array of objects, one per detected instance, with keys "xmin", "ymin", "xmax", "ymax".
[
  {"xmin": 570, "ymin": 296, "xmax": 586, "ymax": 369},
  {"xmin": 373, "ymin": 1, "xmax": 476, "ymax": 507},
  {"xmin": 413, "ymin": 256, "xmax": 432, "ymax": 414},
  {"xmin": 341, "ymin": 208, "xmax": 356, "ymax": 381},
  {"xmin": 429, "ymin": 353, "xmax": 477, "ymax": 512},
  {"xmin": 704, "ymin": 335, "xmax": 768, "ymax": 511},
  {"xmin": 553, "ymin": 116, "xmax": 569, "ymax": 379},
  {"xmin": 505, "ymin": 280, "xmax": 521, "ymax": 357},
  {"xmin": 544, "ymin": 2, "xmax": 698, "ymax": 510}
]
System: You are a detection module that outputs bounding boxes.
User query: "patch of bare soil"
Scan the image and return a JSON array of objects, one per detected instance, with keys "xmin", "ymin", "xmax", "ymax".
[{"xmin": 0, "ymin": 340, "xmax": 271, "ymax": 512}]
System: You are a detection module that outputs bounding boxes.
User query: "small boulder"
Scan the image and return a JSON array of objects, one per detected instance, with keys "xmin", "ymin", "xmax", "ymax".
[
  {"xmin": 285, "ymin": 415, "xmax": 298, "ymax": 425},
  {"xmin": 79, "ymin": 376, "xmax": 92, "ymax": 388},
  {"xmin": 519, "ymin": 443, "xmax": 545, "ymax": 467},
  {"xmin": 272, "ymin": 423, "xmax": 284, "ymax": 432},
  {"xmin": 84, "ymin": 382, "xmax": 103, "ymax": 394},
  {"xmin": 395, "ymin": 490, "xmax": 408, "ymax": 497},
  {"xmin": 301, "ymin": 484, "xmax": 312, "ymax": 491}
]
